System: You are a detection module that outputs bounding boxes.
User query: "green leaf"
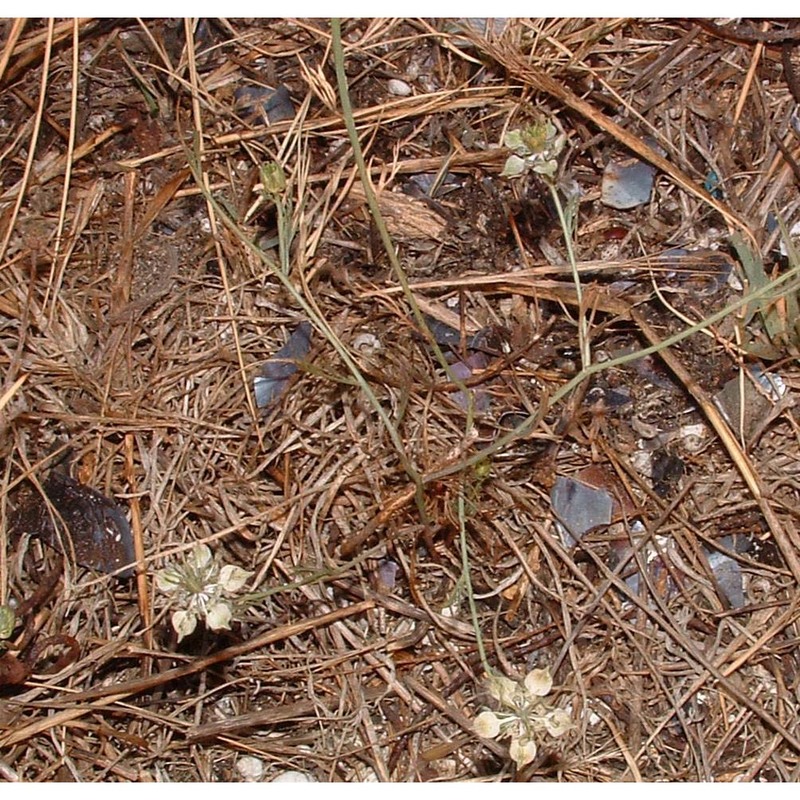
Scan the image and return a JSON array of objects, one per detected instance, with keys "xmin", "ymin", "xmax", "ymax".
[{"xmin": 730, "ymin": 232, "xmax": 769, "ymax": 327}]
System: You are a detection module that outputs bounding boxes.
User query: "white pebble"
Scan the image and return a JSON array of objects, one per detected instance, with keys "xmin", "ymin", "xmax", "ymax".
[
  {"xmin": 236, "ymin": 755, "xmax": 265, "ymax": 782},
  {"xmin": 388, "ymin": 79, "xmax": 412, "ymax": 97},
  {"xmin": 353, "ymin": 332, "xmax": 382, "ymax": 354}
]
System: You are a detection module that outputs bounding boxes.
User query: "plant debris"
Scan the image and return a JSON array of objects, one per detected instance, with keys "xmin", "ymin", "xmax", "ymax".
[{"xmin": 3, "ymin": 17, "xmax": 800, "ymax": 783}]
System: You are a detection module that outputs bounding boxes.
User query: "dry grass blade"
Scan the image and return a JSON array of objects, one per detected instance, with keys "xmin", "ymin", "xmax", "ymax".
[
  {"xmin": 4, "ymin": 18, "xmax": 800, "ymax": 782},
  {"xmin": 630, "ymin": 308, "xmax": 800, "ymax": 583},
  {"xmin": 0, "ymin": 600, "xmax": 374, "ymax": 748}
]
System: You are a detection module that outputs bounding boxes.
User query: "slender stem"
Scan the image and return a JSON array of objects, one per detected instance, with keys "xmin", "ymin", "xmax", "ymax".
[{"xmin": 548, "ymin": 181, "xmax": 589, "ymax": 370}]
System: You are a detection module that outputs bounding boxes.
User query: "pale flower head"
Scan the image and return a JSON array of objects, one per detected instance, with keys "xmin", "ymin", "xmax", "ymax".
[
  {"xmin": 501, "ymin": 117, "xmax": 567, "ymax": 180},
  {"xmin": 524, "ymin": 667, "xmax": 553, "ymax": 698},
  {"xmin": 260, "ymin": 161, "xmax": 287, "ymax": 195},
  {"xmin": 156, "ymin": 542, "xmax": 253, "ymax": 642},
  {"xmin": 478, "ymin": 664, "xmax": 570, "ymax": 769},
  {"xmin": 156, "ymin": 543, "xmax": 216, "ymax": 596}
]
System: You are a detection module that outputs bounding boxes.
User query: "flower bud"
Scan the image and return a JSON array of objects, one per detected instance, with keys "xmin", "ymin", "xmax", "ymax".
[{"xmin": 261, "ymin": 162, "xmax": 287, "ymax": 195}]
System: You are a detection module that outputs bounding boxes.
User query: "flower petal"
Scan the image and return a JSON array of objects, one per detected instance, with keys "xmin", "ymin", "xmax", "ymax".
[
  {"xmin": 509, "ymin": 737, "xmax": 537, "ymax": 768},
  {"xmin": 487, "ymin": 674, "xmax": 518, "ymax": 707},
  {"xmin": 206, "ymin": 601, "xmax": 233, "ymax": 631},
  {"xmin": 503, "ymin": 129, "xmax": 525, "ymax": 152},
  {"xmin": 172, "ymin": 609, "xmax": 197, "ymax": 642},
  {"xmin": 155, "ymin": 566, "xmax": 184, "ymax": 593},
  {"xmin": 524, "ymin": 667, "xmax": 553, "ymax": 698},
  {"xmin": 187, "ymin": 543, "xmax": 213, "ymax": 571},
  {"xmin": 219, "ymin": 565, "xmax": 252, "ymax": 593},
  {"xmin": 532, "ymin": 159, "xmax": 558, "ymax": 179},
  {"xmin": 500, "ymin": 154, "xmax": 527, "ymax": 179},
  {"xmin": 474, "ymin": 711, "xmax": 501, "ymax": 739},
  {"xmin": 544, "ymin": 708, "xmax": 572, "ymax": 738}
]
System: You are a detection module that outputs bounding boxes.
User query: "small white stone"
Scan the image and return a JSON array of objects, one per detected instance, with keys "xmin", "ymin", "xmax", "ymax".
[
  {"xmin": 353, "ymin": 332, "xmax": 382, "ymax": 354},
  {"xmin": 236, "ymin": 755, "xmax": 265, "ymax": 782},
  {"xmin": 440, "ymin": 602, "xmax": 459, "ymax": 618},
  {"xmin": 631, "ymin": 449, "xmax": 652, "ymax": 477},
  {"xmin": 678, "ymin": 423, "xmax": 707, "ymax": 453},
  {"xmin": 87, "ymin": 113, "xmax": 107, "ymax": 132},
  {"xmin": 387, "ymin": 78, "xmax": 412, "ymax": 97}
]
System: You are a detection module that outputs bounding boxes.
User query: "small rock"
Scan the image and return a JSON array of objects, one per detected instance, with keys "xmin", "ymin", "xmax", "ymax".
[
  {"xmin": 706, "ymin": 549, "xmax": 745, "ymax": 609},
  {"xmin": 601, "ymin": 138, "xmax": 666, "ymax": 210},
  {"xmin": 387, "ymin": 78, "xmax": 412, "ymax": 96},
  {"xmin": 236, "ymin": 755, "xmax": 265, "ymax": 782},
  {"xmin": 551, "ymin": 475, "xmax": 613, "ymax": 547},
  {"xmin": 353, "ymin": 332, "xmax": 382, "ymax": 354},
  {"xmin": 254, "ymin": 321, "xmax": 312, "ymax": 409},
  {"xmin": 234, "ymin": 84, "xmax": 295, "ymax": 124},
  {"xmin": 602, "ymin": 158, "xmax": 656, "ymax": 210}
]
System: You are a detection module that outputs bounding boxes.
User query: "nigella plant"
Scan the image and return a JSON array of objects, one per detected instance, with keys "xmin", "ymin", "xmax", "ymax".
[
  {"xmin": 155, "ymin": 543, "xmax": 253, "ymax": 642},
  {"xmin": 474, "ymin": 667, "xmax": 572, "ymax": 769},
  {"xmin": 499, "ymin": 114, "xmax": 588, "ymax": 370},
  {"xmin": 500, "ymin": 117, "xmax": 567, "ymax": 181}
]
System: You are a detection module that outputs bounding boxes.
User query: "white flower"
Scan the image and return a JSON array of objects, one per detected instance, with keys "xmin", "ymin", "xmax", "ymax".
[
  {"xmin": 156, "ymin": 543, "xmax": 253, "ymax": 642},
  {"xmin": 476, "ymin": 666, "xmax": 571, "ymax": 769},
  {"xmin": 501, "ymin": 118, "xmax": 566, "ymax": 180}
]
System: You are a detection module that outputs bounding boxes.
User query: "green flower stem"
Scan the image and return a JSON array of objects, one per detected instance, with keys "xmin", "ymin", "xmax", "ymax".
[
  {"xmin": 186, "ymin": 146, "xmax": 424, "ymax": 506},
  {"xmin": 276, "ymin": 194, "xmax": 293, "ymax": 276},
  {"xmin": 547, "ymin": 180, "xmax": 589, "ymax": 371}
]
